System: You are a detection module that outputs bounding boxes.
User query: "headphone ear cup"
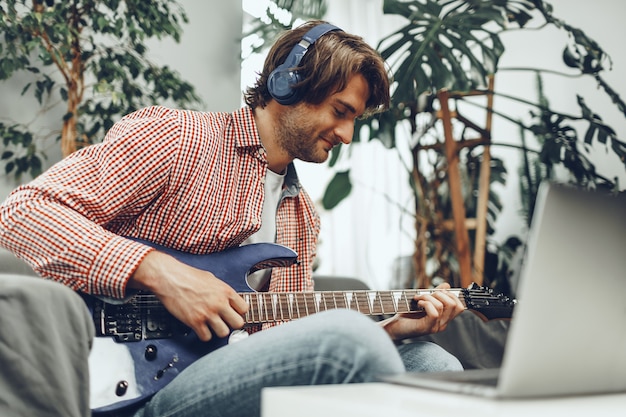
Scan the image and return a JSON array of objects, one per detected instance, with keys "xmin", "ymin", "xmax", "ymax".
[
  {"xmin": 267, "ymin": 23, "xmax": 341, "ymax": 106},
  {"xmin": 268, "ymin": 67, "xmax": 300, "ymax": 105}
]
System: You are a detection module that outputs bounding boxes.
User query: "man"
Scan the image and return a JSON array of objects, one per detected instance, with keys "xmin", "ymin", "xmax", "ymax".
[{"xmin": 0, "ymin": 20, "xmax": 464, "ymax": 416}]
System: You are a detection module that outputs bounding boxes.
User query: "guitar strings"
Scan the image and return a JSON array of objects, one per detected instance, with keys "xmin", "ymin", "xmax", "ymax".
[{"xmin": 124, "ymin": 289, "xmax": 487, "ymax": 321}]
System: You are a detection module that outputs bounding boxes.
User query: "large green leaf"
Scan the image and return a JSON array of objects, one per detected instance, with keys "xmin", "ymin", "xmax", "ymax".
[
  {"xmin": 322, "ymin": 170, "xmax": 352, "ymax": 209},
  {"xmin": 380, "ymin": 0, "xmax": 517, "ymax": 104}
]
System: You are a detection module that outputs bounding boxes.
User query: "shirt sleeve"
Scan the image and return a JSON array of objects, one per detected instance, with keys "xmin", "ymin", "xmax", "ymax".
[{"xmin": 0, "ymin": 106, "xmax": 181, "ymax": 297}]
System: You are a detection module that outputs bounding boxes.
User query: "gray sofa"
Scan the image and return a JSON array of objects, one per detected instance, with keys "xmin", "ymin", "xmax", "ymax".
[{"xmin": 0, "ymin": 248, "xmax": 35, "ymax": 276}]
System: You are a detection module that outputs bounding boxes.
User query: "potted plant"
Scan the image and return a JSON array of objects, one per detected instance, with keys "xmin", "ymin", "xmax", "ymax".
[{"xmin": 0, "ymin": 0, "xmax": 202, "ymax": 179}]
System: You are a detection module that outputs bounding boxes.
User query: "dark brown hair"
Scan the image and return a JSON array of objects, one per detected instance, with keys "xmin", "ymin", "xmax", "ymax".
[{"xmin": 244, "ymin": 20, "xmax": 390, "ymax": 117}]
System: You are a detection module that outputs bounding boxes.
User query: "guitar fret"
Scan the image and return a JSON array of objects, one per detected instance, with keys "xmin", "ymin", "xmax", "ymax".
[
  {"xmin": 249, "ymin": 293, "xmax": 256, "ymax": 322},
  {"xmin": 351, "ymin": 293, "xmax": 360, "ymax": 312},
  {"xmin": 351, "ymin": 292, "xmax": 360, "ymax": 312},
  {"xmin": 373, "ymin": 292, "xmax": 381, "ymax": 315},
  {"xmin": 258, "ymin": 293, "xmax": 265, "ymax": 322},
  {"xmin": 300, "ymin": 293, "xmax": 307, "ymax": 318},
  {"xmin": 290, "ymin": 294, "xmax": 296, "ymax": 318},
  {"xmin": 263, "ymin": 293, "xmax": 270, "ymax": 322},
  {"xmin": 354, "ymin": 292, "xmax": 368, "ymax": 315},
  {"xmin": 381, "ymin": 292, "xmax": 391, "ymax": 314},
  {"xmin": 344, "ymin": 292, "xmax": 353, "ymax": 311},
  {"xmin": 276, "ymin": 293, "xmax": 282, "ymax": 322},
  {"xmin": 303, "ymin": 293, "xmax": 310, "ymax": 317},
  {"xmin": 245, "ymin": 294, "xmax": 253, "ymax": 322},
  {"xmin": 379, "ymin": 292, "xmax": 389, "ymax": 314},
  {"xmin": 314, "ymin": 293, "xmax": 322, "ymax": 314},
  {"xmin": 292, "ymin": 293, "xmax": 298, "ymax": 319},
  {"xmin": 350, "ymin": 292, "xmax": 359, "ymax": 313},
  {"xmin": 368, "ymin": 291, "xmax": 376, "ymax": 314},
  {"xmin": 325, "ymin": 292, "xmax": 333, "ymax": 310},
  {"xmin": 300, "ymin": 294, "xmax": 306, "ymax": 317},
  {"xmin": 347, "ymin": 292, "xmax": 354, "ymax": 310},
  {"xmin": 402, "ymin": 291, "xmax": 411, "ymax": 313},
  {"xmin": 391, "ymin": 291, "xmax": 401, "ymax": 314},
  {"xmin": 269, "ymin": 293, "xmax": 277, "ymax": 322},
  {"xmin": 257, "ymin": 293, "xmax": 262, "ymax": 321},
  {"xmin": 288, "ymin": 293, "xmax": 294, "ymax": 319},
  {"xmin": 252, "ymin": 293, "xmax": 258, "ymax": 322},
  {"xmin": 378, "ymin": 292, "xmax": 386, "ymax": 314},
  {"xmin": 293, "ymin": 293, "xmax": 299, "ymax": 319}
]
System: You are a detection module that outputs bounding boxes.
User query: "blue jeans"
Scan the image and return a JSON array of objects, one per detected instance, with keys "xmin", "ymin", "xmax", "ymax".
[{"xmin": 132, "ymin": 309, "xmax": 461, "ymax": 417}]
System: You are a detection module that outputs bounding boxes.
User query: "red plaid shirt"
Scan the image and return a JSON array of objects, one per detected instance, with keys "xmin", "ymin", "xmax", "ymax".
[{"xmin": 0, "ymin": 106, "xmax": 320, "ymax": 298}]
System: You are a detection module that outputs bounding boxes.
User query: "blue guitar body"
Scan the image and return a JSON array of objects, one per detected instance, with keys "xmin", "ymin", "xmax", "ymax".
[{"xmin": 84, "ymin": 240, "xmax": 298, "ymax": 414}]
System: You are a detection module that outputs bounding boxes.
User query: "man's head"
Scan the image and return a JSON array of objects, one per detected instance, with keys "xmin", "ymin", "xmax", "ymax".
[{"xmin": 244, "ymin": 20, "xmax": 390, "ymax": 118}]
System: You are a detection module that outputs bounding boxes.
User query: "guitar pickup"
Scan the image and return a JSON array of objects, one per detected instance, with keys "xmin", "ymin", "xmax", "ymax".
[{"xmin": 143, "ymin": 305, "xmax": 189, "ymax": 340}]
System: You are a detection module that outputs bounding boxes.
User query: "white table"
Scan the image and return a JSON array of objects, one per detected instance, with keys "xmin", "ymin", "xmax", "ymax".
[{"xmin": 261, "ymin": 382, "xmax": 626, "ymax": 417}]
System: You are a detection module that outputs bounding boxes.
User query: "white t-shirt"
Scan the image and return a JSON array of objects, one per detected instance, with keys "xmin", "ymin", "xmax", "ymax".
[{"xmin": 243, "ymin": 168, "xmax": 286, "ymax": 290}]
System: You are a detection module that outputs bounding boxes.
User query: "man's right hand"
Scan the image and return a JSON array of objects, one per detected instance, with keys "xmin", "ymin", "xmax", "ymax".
[{"xmin": 128, "ymin": 250, "xmax": 249, "ymax": 341}]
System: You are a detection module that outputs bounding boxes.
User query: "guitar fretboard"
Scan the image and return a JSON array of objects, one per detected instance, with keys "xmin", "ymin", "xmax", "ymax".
[{"xmin": 241, "ymin": 289, "xmax": 463, "ymax": 323}]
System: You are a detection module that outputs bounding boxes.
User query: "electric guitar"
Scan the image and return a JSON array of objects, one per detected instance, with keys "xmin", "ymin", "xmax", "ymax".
[{"xmin": 84, "ymin": 239, "xmax": 515, "ymax": 414}]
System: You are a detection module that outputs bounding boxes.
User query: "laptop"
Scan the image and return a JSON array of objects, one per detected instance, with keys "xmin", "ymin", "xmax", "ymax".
[{"xmin": 384, "ymin": 181, "xmax": 626, "ymax": 398}]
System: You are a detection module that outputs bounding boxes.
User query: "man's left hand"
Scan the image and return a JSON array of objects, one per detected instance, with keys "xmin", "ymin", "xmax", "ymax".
[{"xmin": 379, "ymin": 283, "xmax": 464, "ymax": 341}]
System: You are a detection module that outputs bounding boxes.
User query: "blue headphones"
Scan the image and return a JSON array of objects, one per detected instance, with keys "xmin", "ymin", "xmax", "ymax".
[{"xmin": 267, "ymin": 23, "xmax": 343, "ymax": 105}]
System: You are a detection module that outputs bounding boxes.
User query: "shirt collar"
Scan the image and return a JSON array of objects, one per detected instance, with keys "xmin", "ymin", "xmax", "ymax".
[
  {"xmin": 283, "ymin": 163, "xmax": 302, "ymax": 197},
  {"xmin": 230, "ymin": 107, "xmax": 263, "ymax": 148}
]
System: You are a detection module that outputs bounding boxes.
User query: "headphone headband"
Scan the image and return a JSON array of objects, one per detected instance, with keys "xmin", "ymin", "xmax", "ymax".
[{"xmin": 268, "ymin": 23, "xmax": 343, "ymax": 105}]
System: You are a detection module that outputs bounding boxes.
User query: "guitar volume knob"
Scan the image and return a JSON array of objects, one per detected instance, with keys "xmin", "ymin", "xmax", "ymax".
[
  {"xmin": 115, "ymin": 380, "xmax": 129, "ymax": 397},
  {"xmin": 145, "ymin": 344, "xmax": 158, "ymax": 361}
]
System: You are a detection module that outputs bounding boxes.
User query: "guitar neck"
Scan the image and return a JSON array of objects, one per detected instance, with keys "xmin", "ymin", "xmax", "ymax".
[
  {"xmin": 241, "ymin": 289, "xmax": 459, "ymax": 324},
  {"xmin": 241, "ymin": 285, "xmax": 514, "ymax": 323}
]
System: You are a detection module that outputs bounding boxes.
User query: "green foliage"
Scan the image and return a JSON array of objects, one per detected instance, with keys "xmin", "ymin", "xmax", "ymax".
[
  {"xmin": 243, "ymin": 0, "xmax": 327, "ymax": 56},
  {"xmin": 0, "ymin": 0, "xmax": 202, "ymax": 179},
  {"xmin": 322, "ymin": 170, "xmax": 351, "ymax": 210},
  {"xmin": 380, "ymin": 0, "xmax": 510, "ymax": 100},
  {"xmin": 0, "ymin": 124, "xmax": 42, "ymax": 177}
]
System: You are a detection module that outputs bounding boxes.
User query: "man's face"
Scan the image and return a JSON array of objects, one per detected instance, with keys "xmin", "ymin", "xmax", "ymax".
[{"xmin": 275, "ymin": 73, "xmax": 370, "ymax": 164}]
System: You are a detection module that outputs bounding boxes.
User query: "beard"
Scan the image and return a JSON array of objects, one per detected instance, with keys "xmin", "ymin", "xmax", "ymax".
[{"xmin": 274, "ymin": 105, "xmax": 332, "ymax": 164}]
